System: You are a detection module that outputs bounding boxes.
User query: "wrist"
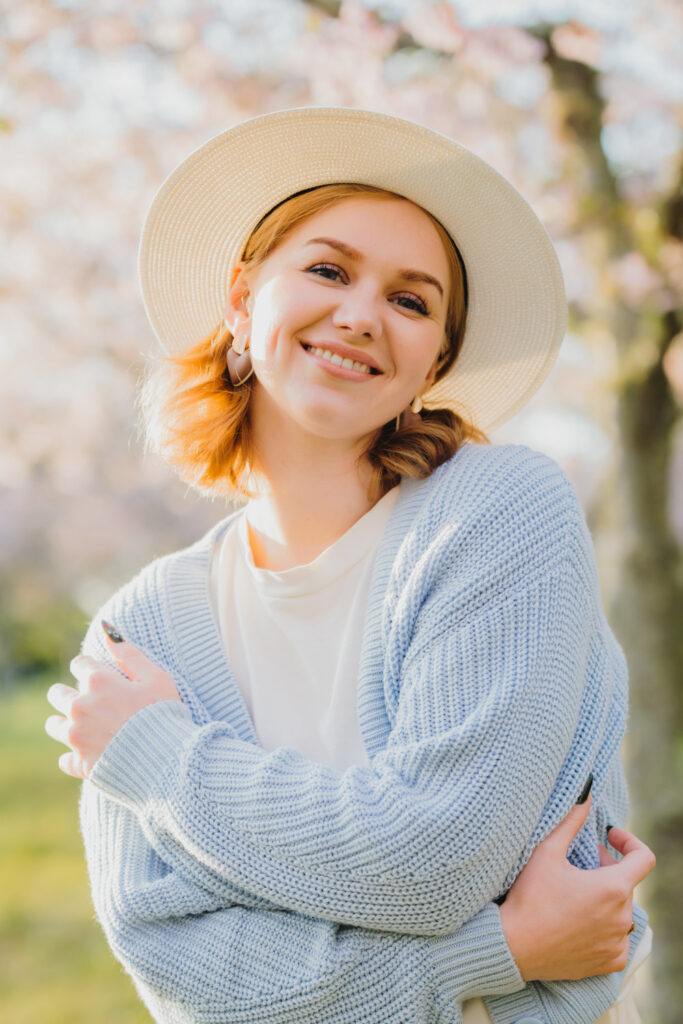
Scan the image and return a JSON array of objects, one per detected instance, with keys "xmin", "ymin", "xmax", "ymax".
[
  {"xmin": 499, "ymin": 898, "xmax": 531, "ymax": 982},
  {"xmin": 430, "ymin": 903, "xmax": 526, "ymax": 1010},
  {"xmin": 88, "ymin": 699, "xmax": 195, "ymax": 806}
]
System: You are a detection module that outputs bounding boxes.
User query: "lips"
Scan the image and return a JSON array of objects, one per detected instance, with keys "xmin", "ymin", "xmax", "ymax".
[{"xmin": 299, "ymin": 340, "xmax": 381, "ymax": 374}]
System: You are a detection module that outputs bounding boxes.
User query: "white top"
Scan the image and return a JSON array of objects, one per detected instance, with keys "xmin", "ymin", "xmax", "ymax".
[{"xmin": 211, "ymin": 484, "xmax": 400, "ymax": 771}]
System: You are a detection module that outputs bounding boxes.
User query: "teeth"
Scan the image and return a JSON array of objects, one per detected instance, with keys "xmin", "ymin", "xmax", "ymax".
[{"xmin": 308, "ymin": 345, "xmax": 373, "ymax": 375}]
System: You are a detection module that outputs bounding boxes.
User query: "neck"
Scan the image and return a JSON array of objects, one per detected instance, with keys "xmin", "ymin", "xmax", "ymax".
[{"xmin": 245, "ymin": 403, "xmax": 381, "ymax": 572}]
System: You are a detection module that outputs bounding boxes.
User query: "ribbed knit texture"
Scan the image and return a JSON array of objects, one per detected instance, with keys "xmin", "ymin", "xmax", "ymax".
[{"xmin": 79, "ymin": 442, "xmax": 649, "ymax": 1023}]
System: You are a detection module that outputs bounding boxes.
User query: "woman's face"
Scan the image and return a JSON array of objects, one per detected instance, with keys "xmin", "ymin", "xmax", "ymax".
[{"xmin": 226, "ymin": 195, "xmax": 450, "ymax": 445}]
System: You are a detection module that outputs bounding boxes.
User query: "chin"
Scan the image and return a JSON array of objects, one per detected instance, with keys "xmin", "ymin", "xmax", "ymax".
[
  {"xmin": 296, "ymin": 406, "xmax": 382, "ymax": 443},
  {"xmin": 255, "ymin": 383, "xmax": 391, "ymax": 442}
]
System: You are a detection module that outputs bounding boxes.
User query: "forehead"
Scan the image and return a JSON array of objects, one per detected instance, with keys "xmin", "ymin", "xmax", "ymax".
[{"xmin": 278, "ymin": 195, "xmax": 450, "ymax": 275}]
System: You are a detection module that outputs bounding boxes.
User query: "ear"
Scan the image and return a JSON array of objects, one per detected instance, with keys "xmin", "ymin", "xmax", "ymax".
[{"xmin": 222, "ymin": 261, "xmax": 253, "ymax": 335}]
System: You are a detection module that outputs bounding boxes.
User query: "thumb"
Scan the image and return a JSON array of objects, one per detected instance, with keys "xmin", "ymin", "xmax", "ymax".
[
  {"xmin": 100, "ymin": 619, "xmax": 156, "ymax": 682},
  {"xmin": 543, "ymin": 774, "xmax": 594, "ymax": 855}
]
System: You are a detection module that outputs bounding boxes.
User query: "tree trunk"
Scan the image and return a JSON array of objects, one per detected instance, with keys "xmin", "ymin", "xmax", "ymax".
[{"xmin": 540, "ymin": 32, "xmax": 683, "ymax": 1023}]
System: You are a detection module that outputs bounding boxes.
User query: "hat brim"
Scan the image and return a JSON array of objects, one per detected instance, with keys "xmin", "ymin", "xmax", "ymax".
[{"xmin": 137, "ymin": 106, "xmax": 567, "ymax": 432}]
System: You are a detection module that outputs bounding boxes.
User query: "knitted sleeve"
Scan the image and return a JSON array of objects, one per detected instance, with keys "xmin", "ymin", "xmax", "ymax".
[
  {"xmin": 79, "ymin": 774, "xmax": 531, "ymax": 1024},
  {"xmin": 87, "ymin": 459, "xmax": 626, "ymax": 934}
]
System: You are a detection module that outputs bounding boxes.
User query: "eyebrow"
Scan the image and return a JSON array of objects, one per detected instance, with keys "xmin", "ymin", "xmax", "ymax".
[{"xmin": 305, "ymin": 236, "xmax": 445, "ymax": 299}]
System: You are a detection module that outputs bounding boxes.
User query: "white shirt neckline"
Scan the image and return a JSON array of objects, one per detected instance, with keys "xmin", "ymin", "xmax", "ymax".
[{"xmin": 237, "ymin": 485, "xmax": 401, "ymax": 598}]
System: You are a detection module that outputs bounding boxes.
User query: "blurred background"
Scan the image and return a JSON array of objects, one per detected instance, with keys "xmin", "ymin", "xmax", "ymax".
[{"xmin": 1, "ymin": 0, "xmax": 681, "ymax": 1021}]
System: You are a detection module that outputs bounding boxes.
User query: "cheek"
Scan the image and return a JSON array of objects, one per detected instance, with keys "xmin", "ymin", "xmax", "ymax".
[
  {"xmin": 393, "ymin": 330, "xmax": 442, "ymax": 382},
  {"xmin": 249, "ymin": 277, "xmax": 314, "ymax": 356},
  {"xmin": 249, "ymin": 306, "xmax": 280, "ymax": 363},
  {"xmin": 248, "ymin": 297, "xmax": 303, "ymax": 395}
]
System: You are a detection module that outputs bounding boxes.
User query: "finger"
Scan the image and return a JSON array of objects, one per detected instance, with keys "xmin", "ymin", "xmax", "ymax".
[
  {"xmin": 606, "ymin": 826, "xmax": 636, "ymax": 853},
  {"xmin": 69, "ymin": 654, "xmax": 105, "ymax": 688},
  {"xmin": 541, "ymin": 785, "xmax": 593, "ymax": 856},
  {"xmin": 101, "ymin": 620, "xmax": 136, "ymax": 680},
  {"xmin": 607, "ymin": 826, "xmax": 650, "ymax": 859},
  {"xmin": 45, "ymin": 713, "xmax": 71, "ymax": 747},
  {"xmin": 58, "ymin": 750, "xmax": 88, "ymax": 779},
  {"xmin": 598, "ymin": 842, "xmax": 619, "ymax": 867},
  {"xmin": 101, "ymin": 620, "xmax": 158, "ymax": 683},
  {"xmin": 608, "ymin": 830, "xmax": 657, "ymax": 886},
  {"xmin": 46, "ymin": 682, "xmax": 79, "ymax": 715}
]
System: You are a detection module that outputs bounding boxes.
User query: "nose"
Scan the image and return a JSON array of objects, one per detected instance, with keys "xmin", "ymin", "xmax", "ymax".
[{"xmin": 331, "ymin": 283, "xmax": 382, "ymax": 339}]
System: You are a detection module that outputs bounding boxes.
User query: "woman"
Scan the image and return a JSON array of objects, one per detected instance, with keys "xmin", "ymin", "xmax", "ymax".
[{"xmin": 45, "ymin": 108, "xmax": 654, "ymax": 1023}]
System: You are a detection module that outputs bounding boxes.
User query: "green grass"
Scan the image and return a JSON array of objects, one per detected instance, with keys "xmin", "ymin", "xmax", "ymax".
[{"xmin": 0, "ymin": 676, "xmax": 150, "ymax": 1022}]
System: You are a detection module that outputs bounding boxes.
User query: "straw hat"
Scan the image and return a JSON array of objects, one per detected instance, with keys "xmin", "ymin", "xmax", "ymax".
[{"xmin": 137, "ymin": 106, "xmax": 566, "ymax": 432}]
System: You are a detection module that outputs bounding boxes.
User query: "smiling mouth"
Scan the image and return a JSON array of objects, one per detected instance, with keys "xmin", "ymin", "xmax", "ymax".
[{"xmin": 300, "ymin": 343, "xmax": 380, "ymax": 375}]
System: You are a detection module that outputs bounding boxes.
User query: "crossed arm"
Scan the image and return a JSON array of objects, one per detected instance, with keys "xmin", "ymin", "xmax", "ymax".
[
  {"xmin": 51, "ymin": 454, "xmax": 653, "ymax": 1023},
  {"xmin": 80, "ymin": 778, "xmax": 530, "ymax": 1024},
  {"xmin": 87, "ymin": 559, "xmax": 603, "ymax": 933},
  {"xmin": 69, "ymin": 539, "xmax": 647, "ymax": 1023}
]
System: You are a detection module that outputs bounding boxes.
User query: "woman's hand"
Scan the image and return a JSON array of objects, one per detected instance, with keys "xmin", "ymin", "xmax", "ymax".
[
  {"xmin": 500, "ymin": 791, "xmax": 656, "ymax": 982},
  {"xmin": 44, "ymin": 620, "xmax": 181, "ymax": 780}
]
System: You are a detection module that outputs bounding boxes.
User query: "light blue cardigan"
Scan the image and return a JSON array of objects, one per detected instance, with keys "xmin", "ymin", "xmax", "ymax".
[{"xmin": 79, "ymin": 442, "xmax": 649, "ymax": 1024}]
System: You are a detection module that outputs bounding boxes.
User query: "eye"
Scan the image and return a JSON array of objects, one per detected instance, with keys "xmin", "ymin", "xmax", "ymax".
[
  {"xmin": 394, "ymin": 292, "xmax": 430, "ymax": 316},
  {"xmin": 306, "ymin": 262, "xmax": 346, "ymax": 282},
  {"xmin": 305, "ymin": 264, "xmax": 430, "ymax": 316}
]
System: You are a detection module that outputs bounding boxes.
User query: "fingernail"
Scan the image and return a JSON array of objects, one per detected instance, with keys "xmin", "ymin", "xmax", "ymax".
[
  {"xmin": 576, "ymin": 773, "xmax": 593, "ymax": 804},
  {"xmin": 606, "ymin": 823, "xmax": 615, "ymax": 834},
  {"xmin": 101, "ymin": 619, "xmax": 125, "ymax": 643}
]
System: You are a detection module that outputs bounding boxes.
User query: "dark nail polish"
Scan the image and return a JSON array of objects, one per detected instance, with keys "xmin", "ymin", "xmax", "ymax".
[
  {"xmin": 576, "ymin": 773, "xmax": 594, "ymax": 804},
  {"xmin": 606, "ymin": 823, "xmax": 615, "ymax": 833},
  {"xmin": 101, "ymin": 619, "xmax": 125, "ymax": 643}
]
